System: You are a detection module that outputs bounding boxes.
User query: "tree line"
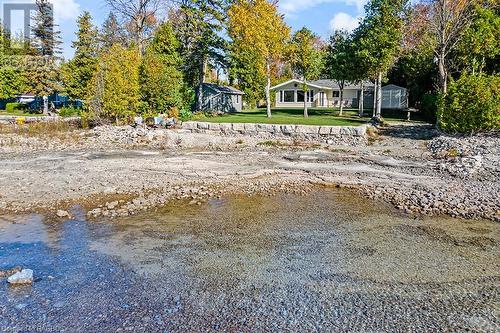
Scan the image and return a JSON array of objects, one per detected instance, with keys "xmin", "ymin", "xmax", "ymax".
[{"xmin": 0, "ymin": 0, "xmax": 498, "ymax": 132}]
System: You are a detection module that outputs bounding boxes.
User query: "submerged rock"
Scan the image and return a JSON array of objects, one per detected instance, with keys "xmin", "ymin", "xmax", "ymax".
[
  {"xmin": 0, "ymin": 266, "xmax": 22, "ymax": 278},
  {"xmin": 57, "ymin": 210, "xmax": 70, "ymax": 218},
  {"xmin": 8, "ymin": 269, "xmax": 34, "ymax": 285}
]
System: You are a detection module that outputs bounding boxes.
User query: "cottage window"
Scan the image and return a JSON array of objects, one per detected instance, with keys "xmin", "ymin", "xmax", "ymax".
[
  {"xmin": 332, "ymin": 91, "xmax": 340, "ymax": 98},
  {"xmin": 282, "ymin": 90, "xmax": 295, "ymax": 103},
  {"xmin": 297, "ymin": 90, "xmax": 305, "ymax": 103},
  {"xmin": 308, "ymin": 90, "xmax": 314, "ymax": 102},
  {"xmin": 236, "ymin": 95, "xmax": 240, "ymax": 104}
]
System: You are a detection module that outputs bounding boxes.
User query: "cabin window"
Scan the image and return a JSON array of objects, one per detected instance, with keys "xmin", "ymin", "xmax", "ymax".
[
  {"xmin": 332, "ymin": 91, "xmax": 340, "ymax": 98},
  {"xmin": 282, "ymin": 90, "xmax": 295, "ymax": 103},
  {"xmin": 308, "ymin": 90, "xmax": 314, "ymax": 102},
  {"xmin": 297, "ymin": 90, "xmax": 305, "ymax": 103},
  {"xmin": 236, "ymin": 95, "xmax": 240, "ymax": 104}
]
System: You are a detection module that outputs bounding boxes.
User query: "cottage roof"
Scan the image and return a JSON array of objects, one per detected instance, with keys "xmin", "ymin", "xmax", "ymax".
[
  {"xmin": 203, "ymin": 83, "xmax": 245, "ymax": 95},
  {"xmin": 382, "ymin": 84, "xmax": 407, "ymax": 91},
  {"xmin": 270, "ymin": 79, "xmax": 374, "ymax": 91}
]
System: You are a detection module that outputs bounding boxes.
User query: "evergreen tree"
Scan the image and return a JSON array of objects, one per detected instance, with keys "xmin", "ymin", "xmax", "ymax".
[
  {"xmin": 27, "ymin": 0, "xmax": 63, "ymax": 97},
  {"xmin": 140, "ymin": 22, "xmax": 184, "ymax": 113},
  {"xmin": 174, "ymin": 0, "xmax": 227, "ymax": 111},
  {"xmin": 62, "ymin": 12, "xmax": 98, "ymax": 100},
  {"xmin": 290, "ymin": 27, "xmax": 324, "ymax": 117},
  {"xmin": 100, "ymin": 12, "xmax": 129, "ymax": 50}
]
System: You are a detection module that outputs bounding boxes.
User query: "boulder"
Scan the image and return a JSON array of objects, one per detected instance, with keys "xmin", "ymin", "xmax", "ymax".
[
  {"xmin": 7, "ymin": 269, "xmax": 34, "ymax": 285},
  {"xmin": 244, "ymin": 123, "xmax": 256, "ymax": 132},
  {"xmin": 319, "ymin": 126, "xmax": 332, "ymax": 135},
  {"xmin": 208, "ymin": 123, "xmax": 221, "ymax": 131},
  {"xmin": 281, "ymin": 125, "xmax": 296, "ymax": 135},
  {"xmin": 219, "ymin": 123, "xmax": 232, "ymax": 133},
  {"xmin": 182, "ymin": 122, "xmax": 197, "ymax": 130},
  {"xmin": 56, "ymin": 210, "xmax": 70, "ymax": 218},
  {"xmin": 197, "ymin": 122, "xmax": 209, "ymax": 130},
  {"xmin": 232, "ymin": 123, "xmax": 245, "ymax": 132},
  {"xmin": 296, "ymin": 125, "xmax": 319, "ymax": 135}
]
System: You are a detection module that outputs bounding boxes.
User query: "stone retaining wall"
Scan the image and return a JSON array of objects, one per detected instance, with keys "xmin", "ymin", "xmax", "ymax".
[
  {"xmin": 0, "ymin": 115, "xmax": 80, "ymax": 125},
  {"xmin": 182, "ymin": 121, "xmax": 367, "ymax": 142}
]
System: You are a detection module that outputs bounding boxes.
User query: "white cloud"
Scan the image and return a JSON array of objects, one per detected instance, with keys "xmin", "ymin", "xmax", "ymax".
[
  {"xmin": 329, "ymin": 12, "xmax": 360, "ymax": 32},
  {"xmin": 280, "ymin": 0, "xmax": 368, "ymax": 15},
  {"xmin": 51, "ymin": 0, "xmax": 81, "ymax": 22}
]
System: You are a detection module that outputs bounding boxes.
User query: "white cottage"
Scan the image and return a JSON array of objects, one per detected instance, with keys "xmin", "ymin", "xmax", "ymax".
[{"xmin": 270, "ymin": 79, "xmax": 375, "ymax": 109}]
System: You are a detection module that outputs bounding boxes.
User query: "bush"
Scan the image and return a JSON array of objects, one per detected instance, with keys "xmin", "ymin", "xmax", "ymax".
[
  {"xmin": 420, "ymin": 93, "xmax": 438, "ymax": 123},
  {"xmin": 439, "ymin": 74, "xmax": 500, "ymax": 133},
  {"xmin": 5, "ymin": 102, "xmax": 23, "ymax": 113},
  {"xmin": 179, "ymin": 108, "xmax": 193, "ymax": 121},
  {"xmin": 58, "ymin": 107, "xmax": 80, "ymax": 117}
]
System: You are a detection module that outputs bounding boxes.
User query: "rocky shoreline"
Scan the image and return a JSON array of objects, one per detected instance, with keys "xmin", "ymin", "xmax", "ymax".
[{"xmin": 0, "ymin": 123, "xmax": 498, "ymax": 221}]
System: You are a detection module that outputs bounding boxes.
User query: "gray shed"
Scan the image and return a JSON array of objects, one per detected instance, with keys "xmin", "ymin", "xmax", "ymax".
[
  {"xmin": 202, "ymin": 83, "xmax": 244, "ymax": 113},
  {"xmin": 382, "ymin": 84, "xmax": 408, "ymax": 109}
]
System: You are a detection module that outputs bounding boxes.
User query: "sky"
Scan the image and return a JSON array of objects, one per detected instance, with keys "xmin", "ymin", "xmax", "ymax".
[{"xmin": 1, "ymin": 0, "xmax": 368, "ymax": 59}]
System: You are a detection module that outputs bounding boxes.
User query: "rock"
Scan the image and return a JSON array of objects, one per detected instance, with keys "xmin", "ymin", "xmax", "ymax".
[
  {"xmin": 56, "ymin": 210, "xmax": 70, "ymax": 218},
  {"xmin": 106, "ymin": 201, "xmax": 119, "ymax": 210},
  {"xmin": 8, "ymin": 269, "xmax": 34, "ymax": 285},
  {"xmin": 0, "ymin": 266, "xmax": 22, "ymax": 278}
]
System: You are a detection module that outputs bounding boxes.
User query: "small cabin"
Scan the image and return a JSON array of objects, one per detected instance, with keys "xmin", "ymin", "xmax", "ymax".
[
  {"xmin": 202, "ymin": 83, "xmax": 245, "ymax": 113},
  {"xmin": 382, "ymin": 84, "xmax": 408, "ymax": 109}
]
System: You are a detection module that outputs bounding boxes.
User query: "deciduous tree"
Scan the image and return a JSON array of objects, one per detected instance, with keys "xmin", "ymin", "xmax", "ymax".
[
  {"xmin": 100, "ymin": 12, "xmax": 129, "ymax": 50},
  {"xmin": 87, "ymin": 45, "xmax": 140, "ymax": 121},
  {"xmin": 105, "ymin": 0, "xmax": 162, "ymax": 55},
  {"xmin": 427, "ymin": 0, "xmax": 475, "ymax": 94},
  {"xmin": 325, "ymin": 30, "xmax": 355, "ymax": 116},
  {"xmin": 228, "ymin": 0, "xmax": 290, "ymax": 118},
  {"xmin": 356, "ymin": 0, "xmax": 406, "ymax": 119},
  {"xmin": 290, "ymin": 27, "xmax": 324, "ymax": 117}
]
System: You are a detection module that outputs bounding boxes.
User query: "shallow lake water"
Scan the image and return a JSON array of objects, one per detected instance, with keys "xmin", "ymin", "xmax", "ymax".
[{"xmin": 0, "ymin": 189, "xmax": 498, "ymax": 332}]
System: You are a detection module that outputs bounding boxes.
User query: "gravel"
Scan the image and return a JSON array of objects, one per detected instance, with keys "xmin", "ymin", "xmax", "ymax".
[{"xmin": 0, "ymin": 123, "xmax": 498, "ymax": 221}]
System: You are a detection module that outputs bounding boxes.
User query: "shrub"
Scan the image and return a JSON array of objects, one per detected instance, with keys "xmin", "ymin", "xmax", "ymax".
[
  {"xmin": 420, "ymin": 93, "xmax": 438, "ymax": 123},
  {"xmin": 438, "ymin": 74, "xmax": 500, "ymax": 133},
  {"xmin": 58, "ymin": 107, "xmax": 80, "ymax": 117},
  {"xmin": 167, "ymin": 106, "xmax": 179, "ymax": 119},
  {"xmin": 179, "ymin": 108, "xmax": 193, "ymax": 121},
  {"xmin": 5, "ymin": 102, "xmax": 22, "ymax": 113}
]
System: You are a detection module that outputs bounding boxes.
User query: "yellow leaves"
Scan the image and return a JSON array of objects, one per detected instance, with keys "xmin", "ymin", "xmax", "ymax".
[
  {"xmin": 228, "ymin": 0, "xmax": 290, "ymax": 63},
  {"xmin": 88, "ymin": 44, "xmax": 141, "ymax": 119}
]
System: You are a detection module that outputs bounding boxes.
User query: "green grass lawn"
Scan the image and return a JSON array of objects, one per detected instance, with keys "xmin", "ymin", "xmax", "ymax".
[
  {"xmin": 199, "ymin": 108, "xmax": 369, "ymax": 126},
  {"xmin": 0, "ymin": 111, "xmax": 46, "ymax": 117}
]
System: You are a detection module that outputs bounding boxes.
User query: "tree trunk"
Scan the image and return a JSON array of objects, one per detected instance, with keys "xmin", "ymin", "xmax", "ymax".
[
  {"xmin": 339, "ymin": 87, "xmax": 344, "ymax": 116},
  {"xmin": 438, "ymin": 52, "xmax": 447, "ymax": 94},
  {"xmin": 376, "ymin": 71, "xmax": 382, "ymax": 119},
  {"xmin": 135, "ymin": 17, "xmax": 142, "ymax": 57},
  {"xmin": 303, "ymin": 79, "xmax": 308, "ymax": 118},
  {"xmin": 196, "ymin": 56, "xmax": 206, "ymax": 112},
  {"xmin": 372, "ymin": 78, "xmax": 377, "ymax": 118},
  {"xmin": 265, "ymin": 62, "xmax": 272, "ymax": 118},
  {"xmin": 359, "ymin": 81, "xmax": 364, "ymax": 117}
]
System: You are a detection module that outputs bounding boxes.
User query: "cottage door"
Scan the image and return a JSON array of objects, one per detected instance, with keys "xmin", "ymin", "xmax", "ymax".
[{"xmin": 319, "ymin": 92, "xmax": 326, "ymax": 107}]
